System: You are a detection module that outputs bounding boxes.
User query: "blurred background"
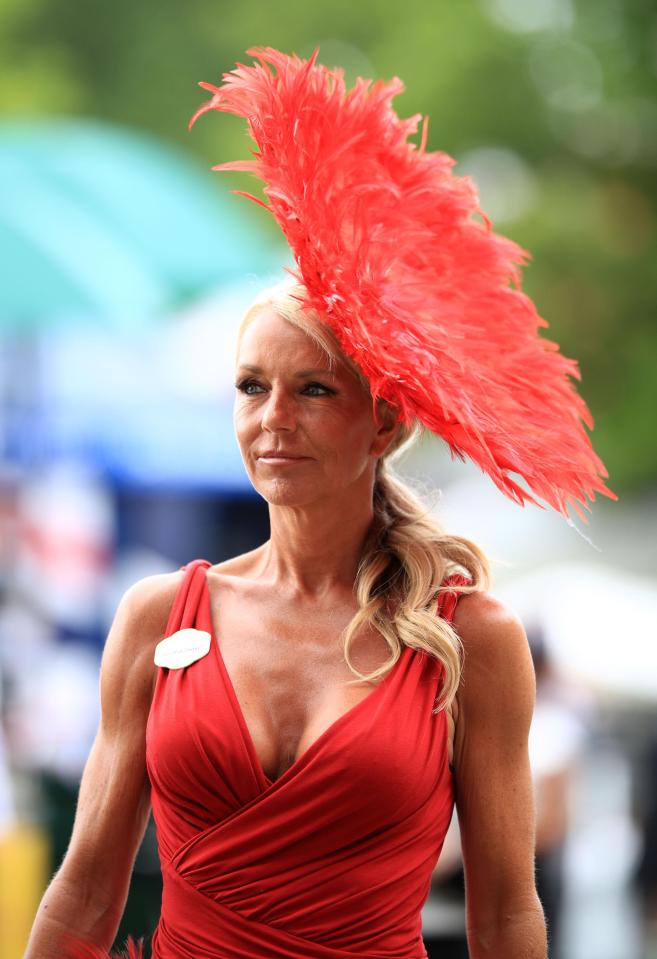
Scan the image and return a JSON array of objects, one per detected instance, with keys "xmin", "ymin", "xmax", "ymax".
[{"xmin": 0, "ymin": 1, "xmax": 655, "ymax": 957}]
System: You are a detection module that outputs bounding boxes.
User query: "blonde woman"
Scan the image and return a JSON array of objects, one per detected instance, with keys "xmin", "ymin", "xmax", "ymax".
[
  {"xmin": 26, "ymin": 279, "xmax": 546, "ymax": 959},
  {"xmin": 27, "ymin": 44, "xmax": 614, "ymax": 959}
]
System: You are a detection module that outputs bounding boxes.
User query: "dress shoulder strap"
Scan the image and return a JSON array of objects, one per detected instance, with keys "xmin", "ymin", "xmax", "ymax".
[
  {"xmin": 163, "ymin": 558, "xmax": 212, "ymax": 637},
  {"xmin": 436, "ymin": 571, "xmax": 472, "ymax": 625}
]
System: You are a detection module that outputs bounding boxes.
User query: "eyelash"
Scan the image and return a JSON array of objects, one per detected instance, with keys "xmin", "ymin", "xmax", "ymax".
[{"xmin": 235, "ymin": 379, "xmax": 335, "ymax": 397}]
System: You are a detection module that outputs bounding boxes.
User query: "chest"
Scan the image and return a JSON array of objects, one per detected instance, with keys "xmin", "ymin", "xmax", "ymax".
[{"xmin": 207, "ymin": 581, "xmax": 456, "ymax": 782}]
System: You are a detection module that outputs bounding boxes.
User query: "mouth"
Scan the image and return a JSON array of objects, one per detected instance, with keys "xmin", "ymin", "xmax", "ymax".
[{"xmin": 258, "ymin": 455, "xmax": 310, "ymax": 465}]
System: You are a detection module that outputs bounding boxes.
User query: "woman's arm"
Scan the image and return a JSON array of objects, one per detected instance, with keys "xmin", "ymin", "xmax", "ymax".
[
  {"xmin": 24, "ymin": 571, "xmax": 182, "ymax": 959},
  {"xmin": 451, "ymin": 591, "xmax": 548, "ymax": 959}
]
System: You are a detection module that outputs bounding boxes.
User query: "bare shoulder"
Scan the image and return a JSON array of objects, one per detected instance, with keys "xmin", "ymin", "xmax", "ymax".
[
  {"xmin": 452, "ymin": 588, "xmax": 531, "ymax": 667},
  {"xmin": 114, "ymin": 569, "xmax": 186, "ymax": 644},
  {"xmin": 103, "ymin": 569, "xmax": 187, "ymax": 663},
  {"xmin": 450, "ymin": 589, "xmax": 536, "ymax": 767},
  {"xmin": 100, "ymin": 569, "xmax": 187, "ymax": 710}
]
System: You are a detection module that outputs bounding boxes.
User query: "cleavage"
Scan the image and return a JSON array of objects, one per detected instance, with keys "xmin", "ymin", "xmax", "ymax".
[
  {"xmin": 236, "ymin": 661, "xmax": 383, "ymax": 783},
  {"xmin": 207, "ymin": 582, "xmax": 389, "ymax": 782}
]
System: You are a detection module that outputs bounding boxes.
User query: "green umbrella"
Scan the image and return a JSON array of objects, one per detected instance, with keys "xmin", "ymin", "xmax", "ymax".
[{"xmin": 0, "ymin": 117, "xmax": 278, "ymax": 330}]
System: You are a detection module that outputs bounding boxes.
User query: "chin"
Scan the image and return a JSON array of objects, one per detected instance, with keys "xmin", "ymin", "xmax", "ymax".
[{"xmin": 253, "ymin": 478, "xmax": 328, "ymax": 507}]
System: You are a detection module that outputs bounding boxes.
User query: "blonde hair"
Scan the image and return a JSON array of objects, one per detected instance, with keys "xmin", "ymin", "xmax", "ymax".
[{"xmin": 237, "ymin": 278, "xmax": 491, "ymax": 713}]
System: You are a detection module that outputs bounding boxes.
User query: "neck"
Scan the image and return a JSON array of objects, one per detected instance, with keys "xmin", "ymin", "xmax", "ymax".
[{"xmin": 256, "ymin": 490, "xmax": 378, "ymax": 601}]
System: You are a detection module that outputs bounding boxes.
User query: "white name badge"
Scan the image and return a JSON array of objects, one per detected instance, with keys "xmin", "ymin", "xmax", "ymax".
[{"xmin": 154, "ymin": 628, "xmax": 211, "ymax": 669}]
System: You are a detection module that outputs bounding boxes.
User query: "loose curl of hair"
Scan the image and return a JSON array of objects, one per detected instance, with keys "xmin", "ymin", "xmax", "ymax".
[{"xmin": 237, "ymin": 279, "xmax": 491, "ymax": 713}]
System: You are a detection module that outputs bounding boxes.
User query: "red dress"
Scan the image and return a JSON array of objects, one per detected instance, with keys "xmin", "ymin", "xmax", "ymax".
[{"xmin": 67, "ymin": 559, "xmax": 468, "ymax": 959}]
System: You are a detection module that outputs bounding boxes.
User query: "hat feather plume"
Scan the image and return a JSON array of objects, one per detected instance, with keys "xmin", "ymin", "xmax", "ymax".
[{"xmin": 190, "ymin": 46, "xmax": 617, "ymax": 522}]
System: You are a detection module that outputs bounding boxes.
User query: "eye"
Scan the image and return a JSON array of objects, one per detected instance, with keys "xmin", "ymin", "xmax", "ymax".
[
  {"xmin": 304, "ymin": 381, "xmax": 335, "ymax": 396},
  {"xmin": 235, "ymin": 379, "xmax": 263, "ymax": 395}
]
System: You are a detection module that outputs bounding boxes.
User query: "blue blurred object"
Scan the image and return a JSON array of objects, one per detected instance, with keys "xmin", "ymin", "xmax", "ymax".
[
  {"xmin": 0, "ymin": 117, "xmax": 276, "ymax": 329},
  {"xmin": 0, "ymin": 118, "xmax": 286, "ymax": 490}
]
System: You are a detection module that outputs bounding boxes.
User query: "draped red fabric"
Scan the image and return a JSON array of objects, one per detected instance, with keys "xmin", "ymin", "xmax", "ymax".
[{"xmin": 66, "ymin": 559, "xmax": 468, "ymax": 958}]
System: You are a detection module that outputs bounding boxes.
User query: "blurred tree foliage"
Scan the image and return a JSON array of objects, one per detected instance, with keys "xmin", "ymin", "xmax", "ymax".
[{"xmin": 1, "ymin": 0, "xmax": 655, "ymax": 492}]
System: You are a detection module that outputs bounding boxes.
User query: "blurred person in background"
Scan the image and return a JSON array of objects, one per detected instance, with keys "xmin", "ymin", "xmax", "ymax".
[
  {"xmin": 22, "ymin": 46, "xmax": 617, "ymax": 959},
  {"xmin": 632, "ymin": 734, "xmax": 657, "ymax": 953},
  {"xmin": 0, "ymin": 660, "xmax": 16, "ymax": 837},
  {"xmin": 527, "ymin": 625, "xmax": 591, "ymax": 959}
]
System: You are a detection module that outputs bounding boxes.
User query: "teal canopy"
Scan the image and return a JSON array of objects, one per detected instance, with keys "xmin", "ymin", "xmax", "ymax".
[
  {"xmin": 0, "ymin": 118, "xmax": 278, "ymax": 330},
  {"xmin": 0, "ymin": 118, "xmax": 289, "ymax": 489}
]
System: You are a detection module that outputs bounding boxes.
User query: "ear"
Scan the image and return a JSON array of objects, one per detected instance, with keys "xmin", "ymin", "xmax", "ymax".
[{"xmin": 370, "ymin": 399, "xmax": 400, "ymax": 458}]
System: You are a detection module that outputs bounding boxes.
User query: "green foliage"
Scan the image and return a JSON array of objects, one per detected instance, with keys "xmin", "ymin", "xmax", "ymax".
[{"xmin": 1, "ymin": 0, "xmax": 654, "ymax": 491}]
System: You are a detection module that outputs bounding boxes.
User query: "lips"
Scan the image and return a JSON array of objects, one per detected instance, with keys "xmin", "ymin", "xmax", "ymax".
[{"xmin": 259, "ymin": 452, "xmax": 308, "ymax": 459}]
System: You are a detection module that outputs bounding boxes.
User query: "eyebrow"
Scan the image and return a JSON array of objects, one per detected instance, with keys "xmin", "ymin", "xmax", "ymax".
[{"xmin": 236, "ymin": 364, "xmax": 337, "ymax": 377}]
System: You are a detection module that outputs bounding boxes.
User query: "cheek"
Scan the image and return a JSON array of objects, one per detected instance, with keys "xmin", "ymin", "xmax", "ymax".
[{"xmin": 322, "ymin": 420, "xmax": 376, "ymax": 471}]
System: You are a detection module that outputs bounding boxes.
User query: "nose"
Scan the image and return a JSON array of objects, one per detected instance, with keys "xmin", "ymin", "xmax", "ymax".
[{"xmin": 260, "ymin": 384, "xmax": 297, "ymax": 432}]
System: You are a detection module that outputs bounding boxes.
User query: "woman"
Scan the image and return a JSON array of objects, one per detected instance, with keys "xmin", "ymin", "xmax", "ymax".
[
  {"xmin": 26, "ymin": 47, "xmax": 614, "ymax": 958},
  {"xmin": 25, "ymin": 278, "xmax": 546, "ymax": 959}
]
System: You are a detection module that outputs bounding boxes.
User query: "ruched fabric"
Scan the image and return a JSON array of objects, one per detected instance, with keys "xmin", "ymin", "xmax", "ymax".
[{"xmin": 145, "ymin": 559, "xmax": 468, "ymax": 959}]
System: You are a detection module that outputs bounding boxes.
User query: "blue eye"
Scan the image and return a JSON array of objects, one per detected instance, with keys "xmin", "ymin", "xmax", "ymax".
[
  {"xmin": 304, "ymin": 382, "xmax": 334, "ymax": 395},
  {"xmin": 236, "ymin": 380, "xmax": 263, "ymax": 394}
]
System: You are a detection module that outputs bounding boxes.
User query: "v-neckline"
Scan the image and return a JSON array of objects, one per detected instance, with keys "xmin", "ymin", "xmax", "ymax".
[{"xmin": 201, "ymin": 567, "xmax": 411, "ymax": 789}]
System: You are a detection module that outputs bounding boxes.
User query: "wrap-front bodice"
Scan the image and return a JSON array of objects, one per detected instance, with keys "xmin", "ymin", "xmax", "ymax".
[{"xmin": 144, "ymin": 559, "xmax": 467, "ymax": 959}]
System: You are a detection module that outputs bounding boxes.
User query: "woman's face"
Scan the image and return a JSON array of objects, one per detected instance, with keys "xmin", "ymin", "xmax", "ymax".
[{"xmin": 234, "ymin": 306, "xmax": 395, "ymax": 507}]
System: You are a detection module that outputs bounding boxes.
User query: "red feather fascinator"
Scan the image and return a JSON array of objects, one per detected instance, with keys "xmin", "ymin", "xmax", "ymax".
[{"xmin": 189, "ymin": 46, "xmax": 616, "ymax": 522}]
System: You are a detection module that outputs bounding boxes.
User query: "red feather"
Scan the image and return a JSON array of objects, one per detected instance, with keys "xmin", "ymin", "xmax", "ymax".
[
  {"xmin": 189, "ymin": 46, "xmax": 617, "ymax": 522},
  {"xmin": 61, "ymin": 932, "xmax": 144, "ymax": 958}
]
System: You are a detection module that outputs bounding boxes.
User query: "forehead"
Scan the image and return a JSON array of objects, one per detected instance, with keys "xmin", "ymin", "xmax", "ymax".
[{"xmin": 237, "ymin": 306, "xmax": 337, "ymax": 371}]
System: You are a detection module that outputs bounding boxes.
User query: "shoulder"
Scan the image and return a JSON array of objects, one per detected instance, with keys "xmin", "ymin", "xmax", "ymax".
[
  {"xmin": 453, "ymin": 588, "xmax": 531, "ymax": 678},
  {"xmin": 100, "ymin": 570, "xmax": 186, "ymax": 697},
  {"xmin": 83, "ymin": 570, "xmax": 188, "ymax": 739},
  {"xmin": 115, "ymin": 569, "xmax": 186, "ymax": 645},
  {"xmin": 451, "ymin": 590, "xmax": 536, "ymax": 765}
]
